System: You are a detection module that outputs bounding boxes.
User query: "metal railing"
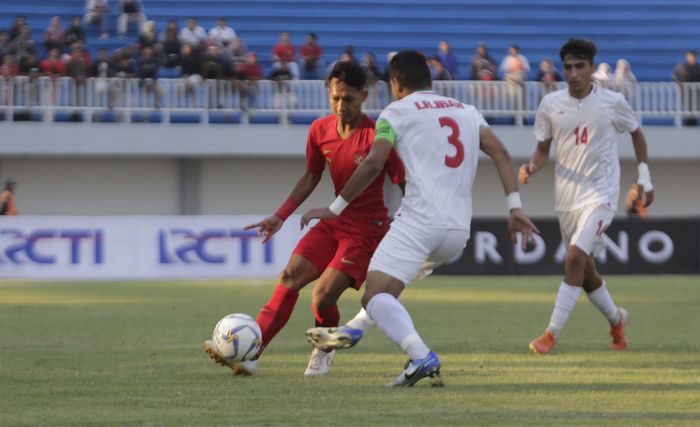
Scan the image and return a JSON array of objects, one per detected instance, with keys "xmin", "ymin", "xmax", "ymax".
[{"xmin": 0, "ymin": 77, "xmax": 698, "ymax": 126}]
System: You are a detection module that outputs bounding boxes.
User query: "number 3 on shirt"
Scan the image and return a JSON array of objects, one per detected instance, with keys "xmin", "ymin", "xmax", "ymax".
[
  {"xmin": 439, "ymin": 117, "xmax": 465, "ymax": 168},
  {"xmin": 575, "ymin": 126, "xmax": 588, "ymax": 145}
]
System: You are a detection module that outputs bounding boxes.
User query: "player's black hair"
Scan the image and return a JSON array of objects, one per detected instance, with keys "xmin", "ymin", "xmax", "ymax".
[
  {"xmin": 388, "ymin": 50, "xmax": 432, "ymax": 90},
  {"xmin": 326, "ymin": 61, "xmax": 367, "ymax": 91},
  {"xmin": 687, "ymin": 50, "xmax": 698, "ymax": 57},
  {"xmin": 560, "ymin": 38, "xmax": 597, "ymax": 64}
]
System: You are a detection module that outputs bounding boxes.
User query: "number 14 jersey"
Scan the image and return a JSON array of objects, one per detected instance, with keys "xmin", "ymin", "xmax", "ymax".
[
  {"xmin": 534, "ymin": 85, "xmax": 639, "ymax": 212},
  {"xmin": 376, "ymin": 90, "xmax": 488, "ymax": 231}
]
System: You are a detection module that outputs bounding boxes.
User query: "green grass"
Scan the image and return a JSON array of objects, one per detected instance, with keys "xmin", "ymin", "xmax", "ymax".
[{"xmin": 1, "ymin": 276, "xmax": 699, "ymax": 426}]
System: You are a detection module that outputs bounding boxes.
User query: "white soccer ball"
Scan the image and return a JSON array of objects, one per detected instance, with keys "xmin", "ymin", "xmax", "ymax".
[{"xmin": 212, "ymin": 313, "xmax": 262, "ymax": 362}]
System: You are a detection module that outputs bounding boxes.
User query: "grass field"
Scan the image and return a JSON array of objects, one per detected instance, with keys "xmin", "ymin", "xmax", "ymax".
[{"xmin": 1, "ymin": 276, "xmax": 699, "ymax": 426}]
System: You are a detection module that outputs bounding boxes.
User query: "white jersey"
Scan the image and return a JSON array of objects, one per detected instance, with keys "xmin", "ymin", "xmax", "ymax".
[
  {"xmin": 534, "ymin": 85, "xmax": 639, "ymax": 212},
  {"xmin": 376, "ymin": 90, "xmax": 487, "ymax": 230}
]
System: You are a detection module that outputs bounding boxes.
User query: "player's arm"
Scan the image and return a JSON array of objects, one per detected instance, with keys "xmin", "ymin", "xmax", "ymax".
[
  {"xmin": 245, "ymin": 170, "xmax": 322, "ymax": 243},
  {"xmin": 479, "ymin": 126, "xmax": 540, "ymax": 248},
  {"xmin": 300, "ymin": 137, "xmax": 394, "ymax": 228},
  {"xmin": 630, "ymin": 127, "xmax": 654, "ymax": 207},
  {"xmin": 519, "ymin": 139, "xmax": 551, "ymax": 184}
]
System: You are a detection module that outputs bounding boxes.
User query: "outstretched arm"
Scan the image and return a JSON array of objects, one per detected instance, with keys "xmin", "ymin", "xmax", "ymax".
[
  {"xmin": 245, "ymin": 170, "xmax": 322, "ymax": 243},
  {"xmin": 479, "ymin": 127, "xmax": 540, "ymax": 248},
  {"xmin": 630, "ymin": 127, "xmax": 654, "ymax": 207},
  {"xmin": 300, "ymin": 138, "xmax": 393, "ymax": 228}
]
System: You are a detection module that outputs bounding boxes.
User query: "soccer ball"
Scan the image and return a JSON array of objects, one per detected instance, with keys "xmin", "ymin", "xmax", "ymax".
[{"xmin": 212, "ymin": 313, "xmax": 262, "ymax": 362}]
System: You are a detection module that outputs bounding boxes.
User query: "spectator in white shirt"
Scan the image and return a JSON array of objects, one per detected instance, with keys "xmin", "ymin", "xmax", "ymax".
[
  {"xmin": 84, "ymin": 0, "xmax": 109, "ymax": 38},
  {"xmin": 179, "ymin": 17, "xmax": 206, "ymax": 50},
  {"xmin": 208, "ymin": 17, "xmax": 236, "ymax": 48}
]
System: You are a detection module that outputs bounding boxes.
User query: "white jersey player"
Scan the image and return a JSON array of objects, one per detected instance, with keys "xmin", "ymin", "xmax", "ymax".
[
  {"xmin": 521, "ymin": 39, "xmax": 655, "ymax": 355},
  {"xmin": 300, "ymin": 50, "xmax": 539, "ymax": 387}
]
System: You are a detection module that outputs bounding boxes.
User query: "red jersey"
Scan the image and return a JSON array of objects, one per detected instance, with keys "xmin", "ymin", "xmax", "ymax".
[
  {"xmin": 273, "ymin": 43, "xmax": 295, "ymax": 62},
  {"xmin": 306, "ymin": 114, "xmax": 405, "ymax": 234}
]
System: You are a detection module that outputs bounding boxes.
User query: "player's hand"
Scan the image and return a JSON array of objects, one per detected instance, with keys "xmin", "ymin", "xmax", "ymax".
[
  {"xmin": 300, "ymin": 208, "xmax": 336, "ymax": 229},
  {"xmin": 244, "ymin": 215, "xmax": 283, "ymax": 244},
  {"xmin": 508, "ymin": 208, "xmax": 540, "ymax": 250},
  {"xmin": 518, "ymin": 163, "xmax": 535, "ymax": 184}
]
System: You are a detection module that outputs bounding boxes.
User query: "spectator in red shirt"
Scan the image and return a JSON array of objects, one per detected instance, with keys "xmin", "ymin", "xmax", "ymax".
[
  {"xmin": 41, "ymin": 48, "xmax": 66, "ymax": 77},
  {"xmin": 300, "ymin": 32, "xmax": 323, "ymax": 79},
  {"xmin": 0, "ymin": 54, "xmax": 19, "ymax": 79},
  {"xmin": 272, "ymin": 32, "xmax": 295, "ymax": 63},
  {"xmin": 238, "ymin": 51, "xmax": 262, "ymax": 114}
]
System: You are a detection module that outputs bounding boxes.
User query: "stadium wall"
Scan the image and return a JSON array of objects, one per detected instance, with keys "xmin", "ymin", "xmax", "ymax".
[{"xmin": 0, "ymin": 123, "xmax": 699, "ymax": 217}]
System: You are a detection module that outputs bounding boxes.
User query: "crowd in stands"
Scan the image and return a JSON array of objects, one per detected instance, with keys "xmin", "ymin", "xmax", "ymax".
[{"xmin": 0, "ymin": 2, "xmax": 699, "ymax": 107}]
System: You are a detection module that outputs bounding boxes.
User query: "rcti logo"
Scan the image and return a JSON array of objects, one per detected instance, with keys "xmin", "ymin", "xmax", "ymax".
[
  {"xmin": 158, "ymin": 229, "xmax": 273, "ymax": 264},
  {"xmin": 0, "ymin": 229, "xmax": 104, "ymax": 265}
]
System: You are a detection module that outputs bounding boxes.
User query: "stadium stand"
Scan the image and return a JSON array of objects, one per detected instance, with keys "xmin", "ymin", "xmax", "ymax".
[{"xmin": 3, "ymin": 0, "xmax": 700, "ymax": 81}]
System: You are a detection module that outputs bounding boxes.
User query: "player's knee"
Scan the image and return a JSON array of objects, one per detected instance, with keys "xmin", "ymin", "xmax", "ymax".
[
  {"xmin": 277, "ymin": 267, "xmax": 309, "ymax": 291},
  {"xmin": 564, "ymin": 246, "xmax": 587, "ymax": 273}
]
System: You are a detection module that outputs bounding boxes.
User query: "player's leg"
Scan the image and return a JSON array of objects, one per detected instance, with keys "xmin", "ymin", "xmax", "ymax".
[
  {"xmin": 530, "ymin": 209, "xmax": 587, "ymax": 354},
  {"xmin": 583, "ymin": 256, "xmax": 629, "ymax": 350}
]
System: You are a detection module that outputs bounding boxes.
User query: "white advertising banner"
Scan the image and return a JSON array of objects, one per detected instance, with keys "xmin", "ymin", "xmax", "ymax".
[{"xmin": 0, "ymin": 216, "xmax": 307, "ymax": 279}]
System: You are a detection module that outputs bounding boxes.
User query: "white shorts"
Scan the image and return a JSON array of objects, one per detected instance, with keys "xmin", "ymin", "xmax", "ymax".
[
  {"xmin": 367, "ymin": 215, "xmax": 469, "ymax": 286},
  {"xmin": 558, "ymin": 204, "xmax": 615, "ymax": 256}
]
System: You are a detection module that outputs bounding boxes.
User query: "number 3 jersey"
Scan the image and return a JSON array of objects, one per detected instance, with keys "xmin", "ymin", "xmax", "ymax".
[
  {"xmin": 534, "ymin": 85, "xmax": 639, "ymax": 212},
  {"xmin": 376, "ymin": 90, "xmax": 488, "ymax": 231}
]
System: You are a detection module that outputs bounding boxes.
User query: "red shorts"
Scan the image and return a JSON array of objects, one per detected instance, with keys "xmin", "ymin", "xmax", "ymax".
[{"xmin": 293, "ymin": 218, "xmax": 387, "ymax": 289}]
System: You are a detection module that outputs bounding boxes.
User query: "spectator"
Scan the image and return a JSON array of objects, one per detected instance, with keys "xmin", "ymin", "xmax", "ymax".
[
  {"xmin": 592, "ymin": 62, "xmax": 612, "ymax": 85},
  {"xmin": 270, "ymin": 59, "xmax": 299, "ymax": 81},
  {"xmin": 66, "ymin": 47, "xmax": 90, "ymax": 81},
  {"xmin": 429, "ymin": 55, "xmax": 452, "ymax": 81},
  {"xmin": 342, "ymin": 44, "xmax": 359, "ymax": 63},
  {"xmin": 65, "ymin": 16, "xmax": 86, "ymax": 47},
  {"xmin": 469, "ymin": 42, "xmax": 497, "ymax": 81},
  {"xmin": 673, "ymin": 50, "xmax": 700, "ymax": 83},
  {"xmin": 92, "ymin": 48, "xmax": 115, "ymax": 108},
  {"xmin": 672, "ymin": 50, "xmax": 700, "ymax": 126},
  {"xmin": 11, "ymin": 24, "xmax": 36, "ymax": 64},
  {"xmin": 117, "ymin": 0, "xmax": 146, "ymax": 37},
  {"xmin": 179, "ymin": 43, "xmax": 202, "ymax": 107},
  {"xmin": 326, "ymin": 51, "xmax": 354, "ymax": 76},
  {"xmin": 201, "ymin": 44, "xmax": 224, "ymax": 80},
  {"xmin": 208, "ymin": 17, "xmax": 236, "ymax": 48},
  {"xmin": 0, "ymin": 54, "xmax": 19, "ymax": 79},
  {"xmin": 272, "ymin": 32, "xmax": 295, "ymax": 63},
  {"xmin": 613, "ymin": 59, "xmax": 636, "ymax": 85},
  {"xmin": 112, "ymin": 48, "xmax": 136, "ymax": 78},
  {"xmin": 44, "ymin": 16, "xmax": 65, "ymax": 53},
  {"xmin": 40, "ymin": 48, "xmax": 66, "ymax": 77},
  {"xmin": 361, "ymin": 51, "xmax": 382, "ymax": 85},
  {"xmin": 138, "ymin": 20, "xmax": 158, "ymax": 50},
  {"xmin": 437, "ymin": 40, "xmax": 458, "ymax": 78},
  {"xmin": 19, "ymin": 51, "xmax": 40, "ymax": 75},
  {"xmin": 138, "ymin": 46, "xmax": 161, "ymax": 107},
  {"xmin": 0, "ymin": 31, "xmax": 11, "ymax": 60},
  {"xmin": 67, "ymin": 40, "xmax": 92, "ymax": 66},
  {"xmin": 500, "ymin": 44, "xmax": 530, "ymax": 108},
  {"xmin": 179, "ymin": 18, "xmax": 206, "ymax": 50},
  {"xmin": 381, "ymin": 51, "xmax": 397, "ymax": 82},
  {"xmin": 160, "ymin": 20, "xmax": 181, "ymax": 68},
  {"xmin": 84, "ymin": 0, "xmax": 109, "ymax": 39},
  {"xmin": 536, "ymin": 58, "xmax": 562, "ymax": 94},
  {"xmin": 237, "ymin": 51, "xmax": 262, "ymax": 113},
  {"xmin": 299, "ymin": 33, "xmax": 323, "ymax": 79},
  {"xmin": 223, "ymin": 36, "xmax": 246, "ymax": 65},
  {"xmin": 500, "ymin": 44, "xmax": 530, "ymax": 82},
  {"xmin": 9, "ymin": 16, "xmax": 27, "ymax": 41}
]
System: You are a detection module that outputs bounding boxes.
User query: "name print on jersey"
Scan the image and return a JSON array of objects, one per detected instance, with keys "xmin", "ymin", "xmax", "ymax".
[{"xmin": 414, "ymin": 99, "xmax": 465, "ymax": 110}]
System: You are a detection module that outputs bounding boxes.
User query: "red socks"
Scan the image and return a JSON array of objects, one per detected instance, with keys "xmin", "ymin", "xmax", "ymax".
[
  {"xmin": 255, "ymin": 285, "xmax": 299, "ymax": 357},
  {"xmin": 312, "ymin": 304, "xmax": 340, "ymax": 327}
]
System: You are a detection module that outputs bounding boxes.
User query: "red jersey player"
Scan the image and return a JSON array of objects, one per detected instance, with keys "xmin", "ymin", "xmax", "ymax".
[{"xmin": 204, "ymin": 61, "xmax": 405, "ymax": 376}]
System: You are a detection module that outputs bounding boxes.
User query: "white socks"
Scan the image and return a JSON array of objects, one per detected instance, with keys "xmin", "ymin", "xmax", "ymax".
[
  {"xmin": 546, "ymin": 282, "xmax": 582, "ymax": 340},
  {"xmin": 586, "ymin": 282, "xmax": 621, "ymax": 325},
  {"xmin": 366, "ymin": 293, "xmax": 430, "ymax": 361},
  {"xmin": 345, "ymin": 308, "xmax": 376, "ymax": 333}
]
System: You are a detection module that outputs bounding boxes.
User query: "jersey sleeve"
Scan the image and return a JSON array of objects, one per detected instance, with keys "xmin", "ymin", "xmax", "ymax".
[
  {"xmin": 533, "ymin": 96, "xmax": 552, "ymax": 142},
  {"xmin": 612, "ymin": 94, "xmax": 639, "ymax": 133},
  {"xmin": 305, "ymin": 123, "xmax": 325, "ymax": 173},
  {"xmin": 375, "ymin": 106, "xmax": 401, "ymax": 145},
  {"xmin": 384, "ymin": 149, "xmax": 406, "ymax": 184}
]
